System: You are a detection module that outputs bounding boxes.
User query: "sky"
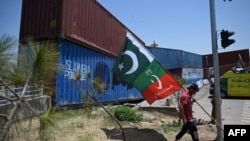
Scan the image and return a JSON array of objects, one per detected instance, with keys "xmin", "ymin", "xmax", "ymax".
[{"xmin": 0, "ymin": 0, "xmax": 249, "ymax": 55}]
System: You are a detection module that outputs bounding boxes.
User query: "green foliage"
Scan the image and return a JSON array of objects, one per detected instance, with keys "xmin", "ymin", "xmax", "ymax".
[
  {"xmin": 39, "ymin": 108, "xmax": 56, "ymax": 141},
  {"xmin": 83, "ymin": 101, "xmax": 94, "ymax": 119},
  {"xmin": 7, "ymin": 65, "xmax": 27, "ymax": 84},
  {"xmin": 0, "ymin": 34, "xmax": 16, "ymax": 79},
  {"xmin": 0, "ymin": 35, "xmax": 63, "ymax": 141},
  {"xmin": 0, "ymin": 38, "xmax": 62, "ymax": 87},
  {"xmin": 92, "ymin": 77, "xmax": 107, "ymax": 94},
  {"xmin": 161, "ymin": 121, "xmax": 181, "ymax": 133},
  {"xmin": 17, "ymin": 41, "xmax": 62, "ymax": 84},
  {"xmin": 114, "ymin": 106, "xmax": 143, "ymax": 122}
]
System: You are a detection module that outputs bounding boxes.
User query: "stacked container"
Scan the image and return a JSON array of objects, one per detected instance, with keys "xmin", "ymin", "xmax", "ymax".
[
  {"xmin": 19, "ymin": 0, "xmax": 144, "ymax": 106},
  {"xmin": 202, "ymin": 49, "xmax": 250, "ymax": 79},
  {"xmin": 147, "ymin": 47, "xmax": 203, "ymax": 84}
]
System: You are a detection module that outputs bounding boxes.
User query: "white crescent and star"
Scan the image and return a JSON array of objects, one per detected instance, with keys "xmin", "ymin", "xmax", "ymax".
[
  {"xmin": 117, "ymin": 48, "xmax": 163, "ymax": 91},
  {"xmin": 119, "ymin": 50, "xmax": 138, "ymax": 75},
  {"xmin": 150, "ymin": 75, "xmax": 162, "ymax": 89}
]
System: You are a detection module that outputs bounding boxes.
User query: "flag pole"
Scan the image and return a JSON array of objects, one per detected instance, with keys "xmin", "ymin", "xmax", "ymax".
[{"xmin": 193, "ymin": 98, "xmax": 224, "ymax": 132}]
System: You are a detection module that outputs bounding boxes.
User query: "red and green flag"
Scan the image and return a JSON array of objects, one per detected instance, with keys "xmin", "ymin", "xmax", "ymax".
[{"xmin": 112, "ymin": 32, "xmax": 182, "ymax": 104}]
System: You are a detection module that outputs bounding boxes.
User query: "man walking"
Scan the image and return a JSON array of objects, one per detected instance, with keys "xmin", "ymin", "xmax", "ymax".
[{"xmin": 175, "ymin": 83, "xmax": 200, "ymax": 141}]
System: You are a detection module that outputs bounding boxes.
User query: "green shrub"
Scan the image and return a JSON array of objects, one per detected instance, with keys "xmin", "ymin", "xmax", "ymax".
[{"xmin": 114, "ymin": 106, "xmax": 143, "ymax": 122}]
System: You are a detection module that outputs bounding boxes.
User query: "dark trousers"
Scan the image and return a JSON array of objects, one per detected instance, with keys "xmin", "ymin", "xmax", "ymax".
[{"xmin": 175, "ymin": 120, "xmax": 199, "ymax": 141}]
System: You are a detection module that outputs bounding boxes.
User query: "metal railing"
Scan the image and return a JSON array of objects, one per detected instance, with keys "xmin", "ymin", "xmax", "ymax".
[{"xmin": 0, "ymin": 84, "xmax": 44, "ymax": 105}]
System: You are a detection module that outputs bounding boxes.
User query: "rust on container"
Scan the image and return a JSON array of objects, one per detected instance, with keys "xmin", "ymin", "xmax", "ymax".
[{"xmin": 19, "ymin": 0, "xmax": 144, "ymax": 57}]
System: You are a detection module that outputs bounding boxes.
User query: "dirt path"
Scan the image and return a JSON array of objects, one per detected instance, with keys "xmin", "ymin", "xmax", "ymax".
[{"xmin": 8, "ymin": 109, "xmax": 217, "ymax": 141}]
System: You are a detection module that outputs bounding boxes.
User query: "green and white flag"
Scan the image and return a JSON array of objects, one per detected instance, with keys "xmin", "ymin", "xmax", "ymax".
[{"xmin": 112, "ymin": 32, "xmax": 182, "ymax": 104}]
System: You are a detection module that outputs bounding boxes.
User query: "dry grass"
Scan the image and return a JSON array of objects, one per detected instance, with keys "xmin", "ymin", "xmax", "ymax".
[{"xmin": 5, "ymin": 107, "xmax": 217, "ymax": 141}]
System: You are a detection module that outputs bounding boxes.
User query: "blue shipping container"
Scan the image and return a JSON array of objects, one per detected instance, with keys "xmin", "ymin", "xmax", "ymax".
[
  {"xmin": 55, "ymin": 39, "xmax": 143, "ymax": 106},
  {"xmin": 147, "ymin": 47, "xmax": 183, "ymax": 69},
  {"xmin": 182, "ymin": 51, "xmax": 203, "ymax": 68},
  {"xmin": 147, "ymin": 47, "xmax": 203, "ymax": 69}
]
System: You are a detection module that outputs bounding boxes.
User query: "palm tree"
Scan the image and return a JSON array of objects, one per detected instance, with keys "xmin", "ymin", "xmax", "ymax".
[{"xmin": 0, "ymin": 35, "xmax": 61, "ymax": 141}]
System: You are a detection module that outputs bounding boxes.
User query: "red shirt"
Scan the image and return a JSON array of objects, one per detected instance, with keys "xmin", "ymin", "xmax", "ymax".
[{"xmin": 180, "ymin": 90, "xmax": 193, "ymax": 121}]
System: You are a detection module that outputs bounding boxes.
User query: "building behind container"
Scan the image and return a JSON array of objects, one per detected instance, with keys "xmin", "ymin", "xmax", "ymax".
[
  {"xmin": 19, "ymin": 0, "xmax": 145, "ymax": 106},
  {"xmin": 147, "ymin": 47, "xmax": 203, "ymax": 84},
  {"xmin": 202, "ymin": 49, "xmax": 250, "ymax": 79}
]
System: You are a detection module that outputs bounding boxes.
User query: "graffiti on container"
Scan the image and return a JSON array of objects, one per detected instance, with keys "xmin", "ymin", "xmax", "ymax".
[
  {"xmin": 64, "ymin": 60, "xmax": 90, "ymax": 80},
  {"xmin": 182, "ymin": 68, "xmax": 203, "ymax": 79}
]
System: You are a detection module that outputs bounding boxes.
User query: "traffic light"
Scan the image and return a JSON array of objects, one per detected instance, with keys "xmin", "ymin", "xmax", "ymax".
[{"xmin": 220, "ymin": 30, "xmax": 235, "ymax": 48}]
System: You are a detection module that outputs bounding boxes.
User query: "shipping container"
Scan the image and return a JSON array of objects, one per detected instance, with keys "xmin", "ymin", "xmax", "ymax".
[
  {"xmin": 147, "ymin": 47, "xmax": 203, "ymax": 69},
  {"xmin": 146, "ymin": 47, "xmax": 204, "ymax": 84},
  {"xmin": 18, "ymin": 39, "xmax": 143, "ymax": 106},
  {"xmin": 166, "ymin": 68, "xmax": 203, "ymax": 85},
  {"xmin": 202, "ymin": 49, "xmax": 250, "ymax": 78},
  {"xmin": 182, "ymin": 51, "xmax": 203, "ymax": 68},
  {"xmin": 19, "ymin": 0, "xmax": 144, "ymax": 57},
  {"xmin": 182, "ymin": 68, "xmax": 204, "ymax": 84},
  {"xmin": 203, "ymin": 67, "xmax": 214, "ymax": 79},
  {"xmin": 55, "ymin": 39, "xmax": 143, "ymax": 106},
  {"xmin": 202, "ymin": 49, "xmax": 249, "ymax": 68},
  {"xmin": 147, "ymin": 47, "xmax": 183, "ymax": 69},
  {"xmin": 168, "ymin": 68, "xmax": 182, "ymax": 78}
]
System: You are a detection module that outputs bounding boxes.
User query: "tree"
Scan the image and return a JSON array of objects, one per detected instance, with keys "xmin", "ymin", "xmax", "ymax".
[
  {"xmin": 74, "ymin": 73, "xmax": 127, "ymax": 141},
  {"xmin": 0, "ymin": 35, "xmax": 61, "ymax": 141},
  {"xmin": 0, "ymin": 34, "xmax": 17, "ymax": 77},
  {"xmin": 0, "ymin": 35, "xmax": 126, "ymax": 141}
]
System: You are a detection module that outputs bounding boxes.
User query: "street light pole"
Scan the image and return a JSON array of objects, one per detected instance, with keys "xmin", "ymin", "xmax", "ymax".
[{"xmin": 209, "ymin": 0, "xmax": 223, "ymax": 140}]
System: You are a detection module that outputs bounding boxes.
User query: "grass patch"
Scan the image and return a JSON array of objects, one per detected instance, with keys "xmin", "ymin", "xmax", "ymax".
[
  {"xmin": 161, "ymin": 121, "xmax": 182, "ymax": 133},
  {"xmin": 49, "ymin": 106, "xmax": 105, "ymax": 121}
]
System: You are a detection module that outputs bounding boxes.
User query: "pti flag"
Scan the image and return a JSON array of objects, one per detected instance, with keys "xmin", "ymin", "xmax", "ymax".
[{"xmin": 112, "ymin": 32, "xmax": 182, "ymax": 104}]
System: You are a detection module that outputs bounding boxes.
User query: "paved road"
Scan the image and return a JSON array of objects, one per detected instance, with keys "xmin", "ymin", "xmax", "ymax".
[
  {"xmin": 214, "ymin": 99, "xmax": 250, "ymax": 125},
  {"xmin": 192, "ymin": 84, "xmax": 213, "ymax": 122},
  {"xmin": 192, "ymin": 84, "xmax": 250, "ymax": 126},
  {"xmin": 138, "ymin": 84, "xmax": 250, "ymax": 127}
]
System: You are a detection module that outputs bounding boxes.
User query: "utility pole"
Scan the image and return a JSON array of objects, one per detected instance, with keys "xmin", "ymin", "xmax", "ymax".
[{"xmin": 209, "ymin": 0, "xmax": 223, "ymax": 140}]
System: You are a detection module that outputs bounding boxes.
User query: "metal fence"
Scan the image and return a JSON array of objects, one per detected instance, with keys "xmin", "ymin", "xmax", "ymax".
[{"xmin": 0, "ymin": 84, "xmax": 44, "ymax": 105}]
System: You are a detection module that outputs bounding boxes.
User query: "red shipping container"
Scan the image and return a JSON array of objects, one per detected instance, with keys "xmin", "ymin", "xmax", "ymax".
[{"xmin": 19, "ymin": 0, "xmax": 144, "ymax": 57}]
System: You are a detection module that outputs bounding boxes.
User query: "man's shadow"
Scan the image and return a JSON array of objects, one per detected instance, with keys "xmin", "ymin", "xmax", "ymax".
[{"xmin": 101, "ymin": 127, "xmax": 168, "ymax": 141}]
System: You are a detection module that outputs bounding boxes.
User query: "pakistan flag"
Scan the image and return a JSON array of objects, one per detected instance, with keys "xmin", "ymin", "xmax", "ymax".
[{"xmin": 112, "ymin": 32, "xmax": 182, "ymax": 104}]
